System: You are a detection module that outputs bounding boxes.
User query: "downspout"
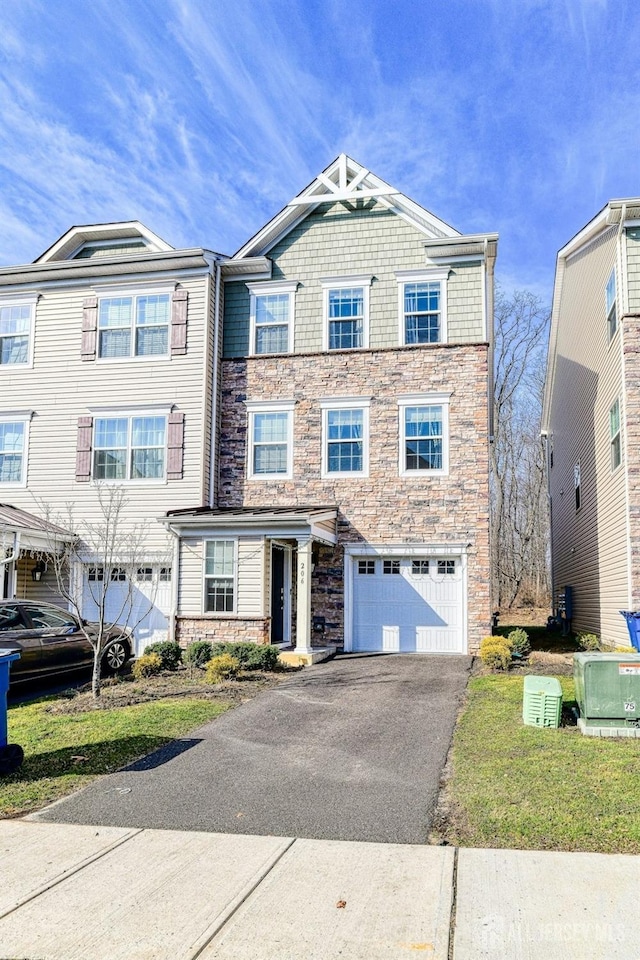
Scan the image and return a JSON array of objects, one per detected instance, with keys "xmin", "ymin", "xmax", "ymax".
[
  {"xmin": 167, "ymin": 524, "xmax": 181, "ymax": 643},
  {"xmin": 209, "ymin": 259, "xmax": 221, "ymax": 507}
]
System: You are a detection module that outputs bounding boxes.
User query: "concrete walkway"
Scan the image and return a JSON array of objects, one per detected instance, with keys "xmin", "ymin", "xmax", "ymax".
[
  {"xmin": 1, "ymin": 820, "xmax": 638, "ymax": 959},
  {"xmin": 33, "ymin": 654, "xmax": 472, "ymax": 843}
]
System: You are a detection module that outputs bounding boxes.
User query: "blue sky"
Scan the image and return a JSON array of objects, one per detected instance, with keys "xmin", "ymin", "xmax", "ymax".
[{"xmin": 0, "ymin": 0, "xmax": 638, "ymax": 302}]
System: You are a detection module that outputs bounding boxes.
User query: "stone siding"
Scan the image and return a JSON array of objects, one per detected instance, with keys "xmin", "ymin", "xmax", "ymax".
[
  {"xmin": 219, "ymin": 344, "xmax": 491, "ymax": 650},
  {"xmin": 176, "ymin": 616, "xmax": 270, "ymax": 647}
]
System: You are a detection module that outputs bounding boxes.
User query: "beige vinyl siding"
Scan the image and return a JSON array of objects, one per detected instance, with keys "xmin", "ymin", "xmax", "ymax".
[
  {"xmin": 14, "ymin": 557, "xmax": 68, "ymax": 607},
  {"xmin": 223, "ymin": 201, "xmax": 485, "ymax": 357},
  {"xmin": 548, "ymin": 226, "xmax": 629, "ymax": 643},
  {"xmin": 177, "ymin": 536, "xmax": 265, "ymax": 617},
  {"xmin": 0, "ymin": 274, "xmax": 210, "ymax": 558}
]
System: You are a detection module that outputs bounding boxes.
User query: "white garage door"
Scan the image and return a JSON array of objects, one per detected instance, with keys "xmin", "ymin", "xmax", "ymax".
[
  {"xmin": 82, "ymin": 565, "xmax": 171, "ymax": 656},
  {"xmin": 352, "ymin": 556, "xmax": 464, "ymax": 654}
]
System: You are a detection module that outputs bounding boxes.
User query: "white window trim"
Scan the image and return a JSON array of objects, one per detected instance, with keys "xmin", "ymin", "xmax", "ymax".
[
  {"xmin": 95, "ymin": 284, "xmax": 174, "ymax": 362},
  {"xmin": 320, "ymin": 397, "xmax": 371, "ymax": 479},
  {"xmin": 395, "ymin": 269, "xmax": 448, "ymax": 346},
  {"xmin": 0, "ymin": 292, "xmax": 38, "ymax": 370},
  {"xmin": 91, "ymin": 411, "xmax": 169, "ymax": 485},
  {"xmin": 202, "ymin": 538, "xmax": 238, "ymax": 616},
  {"xmin": 247, "ymin": 280, "xmax": 298, "ymax": 357},
  {"xmin": 245, "ymin": 399, "xmax": 295, "ymax": 481},
  {"xmin": 0, "ymin": 410, "xmax": 32, "ymax": 488},
  {"xmin": 320, "ymin": 276, "xmax": 372, "ymax": 352},
  {"xmin": 397, "ymin": 392, "xmax": 451, "ymax": 477}
]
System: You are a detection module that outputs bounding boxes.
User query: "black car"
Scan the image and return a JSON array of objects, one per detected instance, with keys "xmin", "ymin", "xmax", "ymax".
[{"xmin": 0, "ymin": 599, "xmax": 132, "ymax": 682}]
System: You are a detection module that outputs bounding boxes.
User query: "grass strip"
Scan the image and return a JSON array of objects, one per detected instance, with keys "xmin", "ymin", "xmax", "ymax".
[
  {"xmin": 1, "ymin": 697, "xmax": 230, "ymax": 818},
  {"xmin": 440, "ymin": 675, "xmax": 640, "ymax": 853}
]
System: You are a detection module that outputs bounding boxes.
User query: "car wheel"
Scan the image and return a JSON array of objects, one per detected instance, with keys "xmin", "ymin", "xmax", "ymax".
[{"xmin": 102, "ymin": 638, "xmax": 130, "ymax": 675}]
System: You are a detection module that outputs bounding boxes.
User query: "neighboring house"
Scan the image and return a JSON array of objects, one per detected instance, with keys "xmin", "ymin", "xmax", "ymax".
[
  {"xmin": 167, "ymin": 155, "xmax": 497, "ymax": 656},
  {"xmin": 543, "ymin": 198, "xmax": 640, "ymax": 645},
  {"xmin": 0, "ymin": 222, "xmax": 224, "ymax": 654}
]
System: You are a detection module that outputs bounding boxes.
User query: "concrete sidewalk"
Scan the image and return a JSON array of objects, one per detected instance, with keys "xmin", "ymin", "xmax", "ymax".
[{"xmin": 1, "ymin": 821, "xmax": 638, "ymax": 959}]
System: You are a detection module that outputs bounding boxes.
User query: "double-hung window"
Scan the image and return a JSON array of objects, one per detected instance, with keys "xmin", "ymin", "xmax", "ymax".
[
  {"xmin": 396, "ymin": 270, "xmax": 448, "ymax": 345},
  {"xmin": 398, "ymin": 394, "xmax": 450, "ymax": 475},
  {"xmin": 248, "ymin": 281, "xmax": 297, "ymax": 355},
  {"xmin": 322, "ymin": 277, "xmax": 371, "ymax": 351},
  {"xmin": 606, "ymin": 270, "xmax": 617, "ymax": 341},
  {"xmin": 98, "ymin": 293, "xmax": 170, "ymax": 358},
  {"xmin": 0, "ymin": 414, "xmax": 30, "ymax": 485},
  {"xmin": 204, "ymin": 540, "xmax": 236, "ymax": 613},
  {"xmin": 610, "ymin": 398, "xmax": 622, "ymax": 470},
  {"xmin": 93, "ymin": 415, "xmax": 167, "ymax": 480},
  {"xmin": 0, "ymin": 295, "xmax": 36, "ymax": 367},
  {"xmin": 246, "ymin": 401, "xmax": 295, "ymax": 480},
  {"xmin": 321, "ymin": 398, "xmax": 370, "ymax": 478}
]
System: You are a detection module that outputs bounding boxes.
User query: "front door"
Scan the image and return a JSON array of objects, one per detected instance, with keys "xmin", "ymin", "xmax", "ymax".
[{"xmin": 270, "ymin": 545, "xmax": 286, "ymax": 644}]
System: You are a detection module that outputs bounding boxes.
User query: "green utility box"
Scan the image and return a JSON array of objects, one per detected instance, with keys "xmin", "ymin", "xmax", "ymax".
[
  {"xmin": 522, "ymin": 675, "xmax": 563, "ymax": 728},
  {"xmin": 574, "ymin": 652, "xmax": 640, "ymax": 737}
]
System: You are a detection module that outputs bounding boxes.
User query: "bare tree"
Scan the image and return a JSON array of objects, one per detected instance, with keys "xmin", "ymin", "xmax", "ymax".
[
  {"xmin": 37, "ymin": 486, "xmax": 169, "ymax": 698},
  {"xmin": 491, "ymin": 287, "xmax": 550, "ymax": 611}
]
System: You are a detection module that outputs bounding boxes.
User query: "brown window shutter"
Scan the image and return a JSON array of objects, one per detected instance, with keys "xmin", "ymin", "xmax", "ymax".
[
  {"xmin": 76, "ymin": 416, "xmax": 93, "ymax": 482},
  {"xmin": 171, "ymin": 289, "xmax": 188, "ymax": 356},
  {"xmin": 167, "ymin": 412, "xmax": 184, "ymax": 480},
  {"xmin": 81, "ymin": 297, "xmax": 98, "ymax": 361}
]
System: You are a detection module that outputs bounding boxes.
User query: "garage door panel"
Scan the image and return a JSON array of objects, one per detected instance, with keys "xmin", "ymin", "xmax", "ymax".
[{"xmin": 352, "ymin": 556, "xmax": 464, "ymax": 654}]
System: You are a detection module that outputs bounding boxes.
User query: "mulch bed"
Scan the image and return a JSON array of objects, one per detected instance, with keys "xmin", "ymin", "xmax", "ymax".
[{"xmin": 43, "ymin": 668, "xmax": 290, "ymax": 714}]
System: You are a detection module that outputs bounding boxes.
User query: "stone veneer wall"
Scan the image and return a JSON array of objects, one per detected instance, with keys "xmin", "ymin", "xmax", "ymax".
[
  {"xmin": 218, "ymin": 343, "xmax": 491, "ymax": 652},
  {"xmin": 175, "ymin": 616, "xmax": 270, "ymax": 648}
]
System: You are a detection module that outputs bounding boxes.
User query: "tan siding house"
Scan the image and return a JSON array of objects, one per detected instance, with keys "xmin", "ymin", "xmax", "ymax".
[
  {"xmin": 543, "ymin": 200, "xmax": 640, "ymax": 645},
  {"xmin": 0, "ymin": 223, "xmax": 224, "ymax": 654},
  {"xmin": 169, "ymin": 155, "xmax": 497, "ymax": 657}
]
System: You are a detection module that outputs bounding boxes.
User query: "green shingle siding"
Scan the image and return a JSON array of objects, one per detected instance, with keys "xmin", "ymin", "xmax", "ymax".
[{"xmin": 223, "ymin": 201, "xmax": 485, "ymax": 358}]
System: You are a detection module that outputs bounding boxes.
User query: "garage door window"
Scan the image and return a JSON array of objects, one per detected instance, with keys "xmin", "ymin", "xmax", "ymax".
[
  {"xmin": 437, "ymin": 560, "xmax": 455, "ymax": 576},
  {"xmin": 383, "ymin": 559, "xmax": 400, "ymax": 574},
  {"xmin": 358, "ymin": 559, "xmax": 376, "ymax": 575},
  {"xmin": 411, "ymin": 559, "xmax": 430, "ymax": 575}
]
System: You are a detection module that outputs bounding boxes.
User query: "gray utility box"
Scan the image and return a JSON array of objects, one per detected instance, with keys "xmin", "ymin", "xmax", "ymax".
[{"xmin": 573, "ymin": 652, "xmax": 640, "ymax": 737}]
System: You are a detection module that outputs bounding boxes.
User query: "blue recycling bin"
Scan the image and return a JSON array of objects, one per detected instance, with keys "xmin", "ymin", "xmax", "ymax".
[
  {"xmin": 620, "ymin": 611, "xmax": 640, "ymax": 651},
  {"xmin": 0, "ymin": 650, "xmax": 24, "ymax": 775}
]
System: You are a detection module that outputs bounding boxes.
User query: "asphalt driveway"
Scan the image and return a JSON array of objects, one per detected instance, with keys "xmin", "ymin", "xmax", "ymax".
[{"xmin": 33, "ymin": 653, "xmax": 471, "ymax": 843}]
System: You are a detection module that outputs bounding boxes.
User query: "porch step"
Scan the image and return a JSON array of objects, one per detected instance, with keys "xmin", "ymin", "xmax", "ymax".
[{"xmin": 278, "ymin": 645, "xmax": 337, "ymax": 667}]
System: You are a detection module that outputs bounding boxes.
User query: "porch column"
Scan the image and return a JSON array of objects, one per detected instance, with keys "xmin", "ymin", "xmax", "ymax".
[{"xmin": 295, "ymin": 537, "xmax": 313, "ymax": 653}]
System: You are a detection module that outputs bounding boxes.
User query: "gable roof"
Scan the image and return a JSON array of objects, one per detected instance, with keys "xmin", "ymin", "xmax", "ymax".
[
  {"xmin": 232, "ymin": 154, "xmax": 461, "ymax": 260},
  {"xmin": 34, "ymin": 221, "xmax": 174, "ymax": 264}
]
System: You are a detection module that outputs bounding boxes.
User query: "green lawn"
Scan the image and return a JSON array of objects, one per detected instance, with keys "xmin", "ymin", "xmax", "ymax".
[
  {"xmin": 2, "ymin": 697, "xmax": 230, "ymax": 818},
  {"xmin": 435, "ymin": 675, "xmax": 640, "ymax": 854}
]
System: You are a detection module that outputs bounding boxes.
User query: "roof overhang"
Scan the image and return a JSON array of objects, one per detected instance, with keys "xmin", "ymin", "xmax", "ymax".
[
  {"xmin": 0, "ymin": 504, "xmax": 75, "ymax": 554},
  {"xmin": 424, "ymin": 234, "xmax": 498, "ymax": 264},
  {"xmin": 162, "ymin": 506, "xmax": 338, "ymax": 546},
  {"xmin": 34, "ymin": 221, "xmax": 175, "ymax": 263}
]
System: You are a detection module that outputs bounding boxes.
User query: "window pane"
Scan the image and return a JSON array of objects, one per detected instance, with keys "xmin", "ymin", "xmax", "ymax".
[
  {"xmin": 383, "ymin": 560, "xmax": 400, "ymax": 575},
  {"xmin": 610, "ymin": 400, "xmax": 620, "ymax": 437},
  {"xmin": 99, "ymin": 329, "xmax": 131, "ymax": 357},
  {"xmin": 94, "ymin": 449, "xmax": 127, "ymax": 479},
  {"xmin": 357, "ymin": 559, "xmax": 375, "ymax": 574},
  {"xmin": 95, "ymin": 418, "xmax": 128, "ymax": 449},
  {"xmin": 136, "ymin": 295, "xmax": 170, "ymax": 325},
  {"xmin": 205, "ymin": 541, "xmax": 234, "ymax": 576},
  {"xmin": 256, "ymin": 325, "xmax": 288, "ymax": 354},
  {"xmin": 0, "ymin": 305, "xmax": 30, "ymax": 365},
  {"xmin": 132, "ymin": 417, "xmax": 166, "ymax": 449},
  {"xmin": 254, "ymin": 412, "xmax": 288, "ymax": 443},
  {"xmin": 254, "ymin": 443, "xmax": 287, "ymax": 474},
  {"xmin": 405, "ymin": 315, "xmax": 439, "ymax": 344},
  {"xmin": 412, "ymin": 560, "xmax": 430, "ymax": 575},
  {"xmin": 136, "ymin": 325, "xmax": 168, "ymax": 355},
  {"xmin": 0, "ymin": 422, "xmax": 24, "ymax": 482},
  {"xmin": 329, "ymin": 288, "xmax": 364, "ymax": 318},
  {"xmin": 256, "ymin": 294, "xmax": 289, "ymax": 326},
  {"xmin": 405, "ymin": 406, "xmax": 443, "ymax": 470},
  {"xmin": 329, "ymin": 319, "xmax": 362, "ymax": 349},
  {"xmin": 404, "ymin": 283, "xmax": 440, "ymax": 315},
  {"xmin": 205, "ymin": 580, "xmax": 234, "ymax": 612},
  {"xmin": 327, "ymin": 409, "xmax": 363, "ymax": 440},
  {"xmin": 131, "ymin": 448, "xmax": 164, "ymax": 479},
  {"xmin": 437, "ymin": 560, "xmax": 455, "ymax": 575},
  {"xmin": 99, "ymin": 298, "xmax": 133, "ymax": 327}
]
